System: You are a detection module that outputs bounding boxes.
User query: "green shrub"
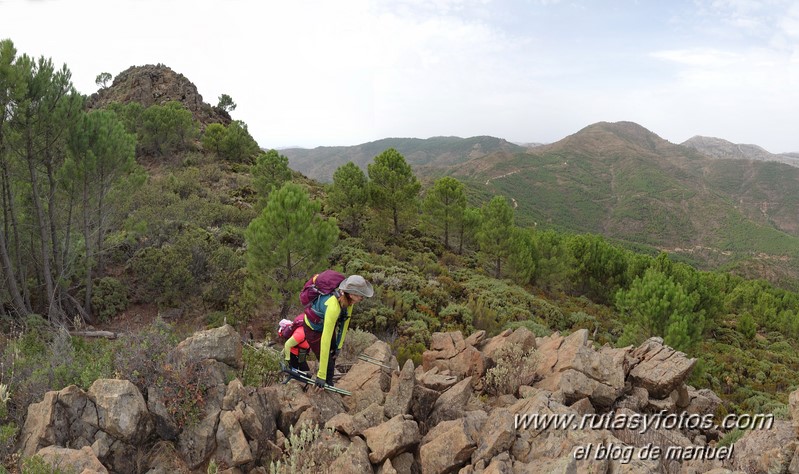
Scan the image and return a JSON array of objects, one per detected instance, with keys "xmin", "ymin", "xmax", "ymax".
[
  {"xmin": 240, "ymin": 344, "xmax": 282, "ymax": 387},
  {"xmin": 91, "ymin": 277, "xmax": 129, "ymax": 322},
  {"xmin": 20, "ymin": 455, "xmax": 78, "ymax": 473},
  {"xmin": 339, "ymin": 329, "xmax": 378, "ymax": 366},
  {"xmin": 155, "ymin": 361, "xmax": 209, "ymax": 430},
  {"xmin": 113, "ymin": 318, "xmax": 183, "ymax": 393},
  {"xmin": 483, "ymin": 344, "xmax": 539, "ymax": 396}
]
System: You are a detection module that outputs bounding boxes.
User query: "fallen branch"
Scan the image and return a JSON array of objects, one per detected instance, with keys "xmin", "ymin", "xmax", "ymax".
[{"xmin": 69, "ymin": 330, "xmax": 118, "ymax": 339}]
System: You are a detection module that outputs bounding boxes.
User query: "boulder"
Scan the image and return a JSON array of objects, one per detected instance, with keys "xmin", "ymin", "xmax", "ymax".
[
  {"xmin": 483, "ymin": 452, "xmax": 513, "ymax": 474},
  {"xmin": 325, "ymin": 402, "xmax": 385, "ymax": 437},
  {"xmin": 790, "ymin": 389, "xmax": 799, "ymax": 436},
  {"xmin": 385, "ymin": 359, "xmax": 416, "ymax": 418},
  {"xmin": 729, "ymin": 420, "xmax": 797, "ymax": 474},
  {"xmin": 390, "ymin": 452, "xmax": 415, "ymax": 474},
  {"xmin": 411, "ymin": 384, "xmax": 440, "ymax": 431},
  {"xmin": 534, "ymin": 330, "xmax": 625, "ymax": 408},
  {"xmin": 88, "ymin": 379, "xmax": 153, "ymax": 444},
  {"xmin": 18, "ymin": 385, "xmax": 99, "ymax": 458},
  {"xmin": 214, "ymin": 409, "xmax": 254, "ymax": 467},
  {"xmin": 328, "ymin": 436, "xmax": 374, "ymax": 473},
  {"xmin": 36, "ymin": 445, "xmax": 108, "ymax": 474},
  {"xmin": 628, "ymin": 337, "xmax": 695, "ymax": 399},
  {"xmin": 362, "ymin": 415, "xmax": 421, "ymax": 464},
  {"xmin": 170, "ymin": 324, "xmax": 242, "ymax": 369},
  {"xmin": 428, "ymin": 377, "xmax": 473, "ymax": 427},
  {"xmin": 417, "ymin": 367, "xmax": 459, "ymax": 391},
  {"xmin": 419, "ymin": 418, "xmax": 479, "ymax": 474},
  {"xmin": 176, "ymin": 410, "xmax": 220, "ymax": 469},
  {"xmin": 337, "ymin": 341, "xmax": 393, "ymax": 412},
  {"xmin": 471, "ymin": 408, "xmax": 516, "ymax": 464},
  {"xmin": 422, "ymin": 332, "xmax": 486, "ymax": 378}
]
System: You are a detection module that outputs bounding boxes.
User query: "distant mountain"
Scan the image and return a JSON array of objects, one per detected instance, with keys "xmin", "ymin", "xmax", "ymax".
[
  {"xmin": 281, "ymin": 136, "xmax": 523, "ymax": 183},
  {"xmin": 682, "ymin": 136, "xmax": 799, "ymax": 167},
  {"xmin": 443, "ymin": 121, "xmax": 799, "ymax": 281}
]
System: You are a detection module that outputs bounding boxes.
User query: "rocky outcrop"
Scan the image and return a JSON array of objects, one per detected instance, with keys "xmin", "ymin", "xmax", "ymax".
[
  {"xmin": 19, "ymin": 325, "xmax": 771, "ymax": 474},
  {"xmin": 86, "ymin": 64, "xmax": 232, "ymax": 129}
]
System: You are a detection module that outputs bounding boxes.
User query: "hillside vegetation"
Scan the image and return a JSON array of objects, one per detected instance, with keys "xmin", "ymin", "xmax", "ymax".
[
  {"xmin": 1, "ymin": 39, "xmax": 799, "ymax": 469},
  {"xmin": 286, "ymin": 122, "xmax": 799, "ymax": 287}
]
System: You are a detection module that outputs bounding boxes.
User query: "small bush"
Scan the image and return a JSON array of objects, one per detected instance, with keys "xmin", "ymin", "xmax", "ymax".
[
  {"xmin": 339, "ymin": 329, "xmax": 378, "ymax": 366},
  {"xmin": 20, "ymin": 455, "xmax": 78, "ymax": 473},
  {"xmin": 270, "ymin": 424, "xmax": 344, "ymax": 474},
  {"xmin": 483, "ymin": 344, "xmax": 539, "ymax": 396},
  {"xmin": 155, "ymin": 361, "xmax": 209, "ymax": 430},
  {"xmin": 113, "ymin": 318, "xmax": 183, "ymax": 393},
  {"xmin": 240, "ymin": 344, "xmax": 282, "ymax": 387},
  {"xmin": 92, "ymin": 277, "xmax": 129, "ymax": 322}
]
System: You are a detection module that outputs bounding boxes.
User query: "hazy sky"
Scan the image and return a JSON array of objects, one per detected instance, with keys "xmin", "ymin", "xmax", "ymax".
[{"xmin": 3, "ymin": 0, "xmax": 799, "ymax": 152}]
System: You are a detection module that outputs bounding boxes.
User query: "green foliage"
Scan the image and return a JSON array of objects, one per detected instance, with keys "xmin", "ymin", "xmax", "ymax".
[
  {"xmin": 20, "ymin": 455, "xmax": 78, "ymax": 474},
  {"xmin": 367, "ymin": 148, "xmax": 421, "ymax": 235},
  {"xmin": 395, "ymin": 342, "xmax": 426, "ymax": 368},
  {"xmin": 439, "ymin": 303, "xmax": 474, "ymax": 332},
  {"xmin": 155, "ymin": 360, "xmax": 208, "ymax": 430},
  {"xmin": 530, "ymin": 229, "xmax": 575, "ymax": 290},
  {"xmin": 567, "ymin": 233, "xmax": 630, "ymax": 303},
  {"xmin": 139, "ymin": 101, "xmax": 198, "ymax": 156},
  {"xmin": 253, "ymin": 149, "xmax": 292, "ymax": 206},
  {"xmin": 423, "ymin": 176, "xmax": 466, "ymax": 249},
  {"xmin": 328, "ymin": 162, "xmax": 369, "ymax": 236},
  {"xmin": 112, "ymin": 318, "xmax": 183, "ymax": 392},
  {"xmin": 478, "ymin": 195, "xmax": 514, "ymax": 278},
  {"xmin": 339, "ymin": 328, "xmax": 378, "ymax": 364},
  {"xmin": 201, "ymin": 123, "xmax": 226, "ymax": 156},
  {"xmin": 616, "ymin": 268, "xmax": 704, "ymax": 352},
  {"xmin": 458, "ymin": 206, "xmax": 482, "ymax": 254},
  {"xmin": 0, "ymin": 317, "xmax": 116, "ymax": 434},
  {"xmin": 717, "ymin": 428, "xmax": 745, "ymax": 448},
  {"xmin": 270, "ymin": 424, "xmax": 344, "ymax": 474},
  {"xmin": 483, "ymin": 344, "xmax": 539, "ymax": 396},
  {"xmin": 217, "ymin": 93, "xmax": 236, "ymax": 112},
  {"xmin": 738, "ymin": 313, "xmax": 757, "ymax": 339},
  {"xmin": 91, "ymin": 277, "xmax": 129, "ymax": 322},
  {"xmin": 507, "ymin": 227, "xmax": 537, "ymax": 283},
  {"xmin": 244, "ymin": 182, "xmax": 338, "ymax": 317},
  {"xmin": 219, "ymin": 120, "xmax": 259, "ymax": 163},
  {"xmin": 240, "ymin": 344, "xmax": 282, "ymax": 387},
  {"xmin": 94, "ymin": 71, "xmax": 112, "ymax": 89}
]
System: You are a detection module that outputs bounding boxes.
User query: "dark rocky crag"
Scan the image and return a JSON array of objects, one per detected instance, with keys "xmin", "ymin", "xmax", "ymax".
[{"xmin": 86, "ymin": 64, "xmax": 232, "ymax": 130}]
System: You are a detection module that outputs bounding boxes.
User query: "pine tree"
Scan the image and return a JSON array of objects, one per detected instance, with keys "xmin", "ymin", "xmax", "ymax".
[
  {"xmin": 478, "ymin": 196, "xmax": 514, "ymax": 278},
  {"xmin": 615, "ymin": 267, "xmax": 704, "ymax": 351},
  {"xmin": 244, "ymin": 182, "xmax": 338, "ymax": 317},
  {"xmin": 252, "ymin": 149, "xmax": 292, "ymax": 208},
  {"xmin": 63, "ymin": 109, "xmax": 136, "ymax": 321},
  {"xmin": 367, "ymin": 148, "xmax": 420, "ymax": 235},
  {"xmin": 423, "ymin": 176, "xmax": 466, "ymax": 249},
  {"xmin": 328, "ymin": 162, "xmax": 368, "ymax": 236}
]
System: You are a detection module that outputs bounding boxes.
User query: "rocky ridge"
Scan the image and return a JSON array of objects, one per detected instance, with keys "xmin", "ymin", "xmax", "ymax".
[
  {"xmin": 16, "ymin": 325, "xmax": 796, "ymax": 474},
  {"xmin": 86, "ymin": 64, "xmax": 232, "ymax": 130}
]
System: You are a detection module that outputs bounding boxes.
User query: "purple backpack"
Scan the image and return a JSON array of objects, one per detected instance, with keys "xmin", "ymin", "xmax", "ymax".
[{"xmin": 300, "ymin": 270, "xmax": 346, "ymax": 308}]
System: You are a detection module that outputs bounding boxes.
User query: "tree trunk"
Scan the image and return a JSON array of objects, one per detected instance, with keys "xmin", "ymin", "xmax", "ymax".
[
  {"xmin": 0, "ymin": 228, "xmax": 26, "ymax": 316},
  {"xmin": 26, "ymin": 147, "xmax": 58, "ymax": 321},
  {"xmin": 83, "ymin": 175, "xmax": 93, "ymax": 321}
]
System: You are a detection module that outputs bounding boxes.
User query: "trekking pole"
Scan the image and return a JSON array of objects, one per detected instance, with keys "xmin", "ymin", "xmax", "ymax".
[{"xmin": 357, "ymin": 353, "xmax": 395, "ymax": 370}]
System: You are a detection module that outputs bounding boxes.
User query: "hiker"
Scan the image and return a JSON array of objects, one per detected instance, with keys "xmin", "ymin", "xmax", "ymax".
[
  {"xmin": 280, "ymin": 319, "xmax": 311, "ymax": 372},
  {"xmin": 304, "ymin": 274, "xmax": 374, "ymax": 388}
]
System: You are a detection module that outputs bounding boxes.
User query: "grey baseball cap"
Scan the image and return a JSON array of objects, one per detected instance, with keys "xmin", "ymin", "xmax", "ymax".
[{"xmin": 339, "ymin": 275, "xmax": 374, "ymax": 298}]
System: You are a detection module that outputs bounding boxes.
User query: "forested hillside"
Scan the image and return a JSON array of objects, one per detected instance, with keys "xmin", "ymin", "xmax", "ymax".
[{"xmin": 1, "ymin": 39, "xmax": 798, "ymax": 470}]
